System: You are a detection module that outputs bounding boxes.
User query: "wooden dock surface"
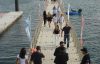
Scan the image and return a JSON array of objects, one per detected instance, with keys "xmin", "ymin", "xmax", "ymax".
[{"xmin": 34, "ymin": 2, "xmax": 80, "ymax": 64}]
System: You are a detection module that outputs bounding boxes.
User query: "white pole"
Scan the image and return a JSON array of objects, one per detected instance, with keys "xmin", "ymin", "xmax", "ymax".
[{"xmin": 68, "ymin": 3, "xmax": 70, "ymax": 22}]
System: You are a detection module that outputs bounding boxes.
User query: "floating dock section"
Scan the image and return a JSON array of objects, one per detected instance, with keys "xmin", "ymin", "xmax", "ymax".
[{"xmin": 0, "ymin": 11, "xmax": 23, "ymax": 34}]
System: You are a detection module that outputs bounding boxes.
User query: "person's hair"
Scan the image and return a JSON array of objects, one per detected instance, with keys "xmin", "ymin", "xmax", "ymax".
[
  {"xmin": 36, "ymin": 46, "xmax": 41, "ymax": 50},
  {"xmin": 43, "ymin": 10, "xmax": 46, "ymax": 15},
  {"xmin": 81, "ymin": 47, "xmax": 88, "ymax": 53},
  {"xmin": 66, "ymin": 23, "xmax": 68, "ymax": 26},
  {"xmin": 19, "ymin": 48, "xmax": 26, "ymax": 59},
  {"xmin": 55, "ymin": 25, "xmax": 59, "ymax": 30},
  {"xmin": 48, "ymin": 12, "xmax": 51, "ymax": 17},
  {"xmin": 61, "ymin": 14, "xmax": 63, "ymax": 16},
  {"xmin": 60, "ymin": 41, "xmax": 64, "ymax": 45}
]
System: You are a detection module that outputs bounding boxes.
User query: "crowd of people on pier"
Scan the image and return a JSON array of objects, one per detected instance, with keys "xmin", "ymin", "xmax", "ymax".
[
  {"xmin": 16, "ymin": 0, "xmax": 91, "ymax": 64},
  {"xmin": 16, "ymin": 45, "xmax": 91, "ymax": 64}
]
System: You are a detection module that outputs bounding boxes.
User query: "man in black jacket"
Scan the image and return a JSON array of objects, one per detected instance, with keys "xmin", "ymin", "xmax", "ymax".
[
  {"xmin": 54, "ymin": 41, "xmax": 69, "ymax": 64},
  {"xmin": 30, "ymin": 46, "xmax": 45, "ymax": 64},
  {"xmin": 61, "ymin": 23, "xmax": 71, "ymax": 48},
  {"xmin": 80, "ymin": 47, "xmax": 91, "ymax": 64}
]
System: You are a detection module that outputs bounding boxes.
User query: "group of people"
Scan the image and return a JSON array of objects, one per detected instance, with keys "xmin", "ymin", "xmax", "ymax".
[
  {"xmin": 43, "ymin": 5, "xmax": 63, "ymax": 28},
  {"xmin": 43, "ymin": 5, "xmax": 72, "ymax": 48},
  {"xmin": 16, "ymin": 46, "xmax": 45, "ymax": 64},
  {"xmin": 16, "ymin": 1, "xmax": 91, "ymax": 64},
  {"xmin": 16, "ymin": 41, "xmax": 68, "ymax": 64},
  {"xmin": 16, "ymin": 44, "xmax": 91, "ymax": 64}
]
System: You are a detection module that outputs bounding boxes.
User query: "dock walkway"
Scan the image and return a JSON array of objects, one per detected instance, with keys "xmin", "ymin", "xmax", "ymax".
[{"xmin": 35, "ymin": 2, "xmax": 80, "ymax": 64}]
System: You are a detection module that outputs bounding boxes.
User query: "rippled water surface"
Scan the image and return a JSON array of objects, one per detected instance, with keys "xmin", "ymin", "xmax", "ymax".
[
  {"xmin": 0, "ymin": 0, "xmax": 44, "ymax": 64},
  {"xmin": 0, "ymin": 0, "xmax": 100, "ymax": 64},
  {"xmin": 64, "ymin": 0, "xmax": 100, "ymax": 63}
]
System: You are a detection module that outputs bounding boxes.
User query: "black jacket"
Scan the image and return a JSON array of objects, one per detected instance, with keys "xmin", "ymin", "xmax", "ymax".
[
  {"xmin": 54, "ymin": 46, "xmax": 69, "ymax": 64},
  {"xmin": 31, "ymin": 51, "xmax": 44, "ymax": 64},
  {"xmin": 81, "ymin": 54, "xmax": 91, "ymax": 64}
]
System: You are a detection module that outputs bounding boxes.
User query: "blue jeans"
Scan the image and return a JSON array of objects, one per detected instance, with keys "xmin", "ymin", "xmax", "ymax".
[{"xmin": 64, "ymin": 34, "xmax": 70, "ymax": 48}]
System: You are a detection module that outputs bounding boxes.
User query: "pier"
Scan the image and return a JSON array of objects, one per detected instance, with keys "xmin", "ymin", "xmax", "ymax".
[{"xmin": 30, "ymin": 1, "xmax": 81, "ymax": 64}]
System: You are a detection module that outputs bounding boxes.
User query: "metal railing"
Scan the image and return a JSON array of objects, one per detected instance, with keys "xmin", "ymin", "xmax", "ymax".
[{"xmin": 28, "ymin": 1, "xmax": 44, "ymax": 63}]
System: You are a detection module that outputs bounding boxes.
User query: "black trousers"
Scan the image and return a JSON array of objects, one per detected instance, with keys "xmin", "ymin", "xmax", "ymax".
[{"xmin": 64, "ymin": 34, "xmax": 70, "ymax": 48}]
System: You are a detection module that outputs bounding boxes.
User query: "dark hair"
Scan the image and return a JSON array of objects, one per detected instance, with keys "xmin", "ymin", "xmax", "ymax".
[
  {"xmin": 60, "ymin": 41, "xmax": 64, "ymax": 45},
  {"xmin": 36, "ymin": 46, "xmax": 41, "ymax": 50},
  {"xmin": 19, "ymin": 48, "xmax": 26, "ymax": 59},
  {"xmin": 43, "ymin": 10, "xmax": 46, "ymax": 15},
  {"xmin": 81, "ymin": 47, "xmax": 88, "ymax": 53}
]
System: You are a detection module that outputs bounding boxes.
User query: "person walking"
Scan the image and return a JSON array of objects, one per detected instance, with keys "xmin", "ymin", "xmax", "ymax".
[
  {"xmin": 43, "ymin": 10, "xmax": 47, "ymax": 27},
  {"xmin": 47, "ymin": 12, "xmax": 52, "ymax": 27},
  {"xmin": 53, "ymin": 14, "xmax": 58, "ymax": 27},
  {"xmin": 58, "ymin": 14, "xmax": 64, "ymax": 30},
  {"xmin": 30, "ymin": 46, "xmax": 45, "ymax": 64},
  {"xmin": 61, "ymin": 23, "xmax": 71, "ymax": 48},
  {"xmin": 16, "ymin": 48, "xmax": 28, "ymax": 64},
  {"xmin": 54, "ymin": 41, "xmax": 69, "ymax": 64},
  {"xmin": 57, "ymin": 6, "xmax": 61, "ymax": 18},
  {"xmin": 53, "ymin": 6, "xmax": 58, "ymax": 17},
  {"xmin": 80, "ymin": 47, "xmax": 91, "ymax": 64}
]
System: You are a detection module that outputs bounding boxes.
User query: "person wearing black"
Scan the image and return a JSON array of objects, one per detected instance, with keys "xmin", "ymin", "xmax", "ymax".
[
  {"xmin": 30, "ymin": 46, "xmax": 45, "ymax": 64},
  {"xmin": 80, "ymin": 47, "xmax": 91, "ymax": 64},
  {"xmin": 54, "ymin": 41, "xmax": 69, "ymax": 64},
  {"xmin": 43, "ymin": 10, "xmax": 47, "ymax": 26},
  {"xmin": 61, "ymin": 23, "xmax": 71, "ymax": 48}
]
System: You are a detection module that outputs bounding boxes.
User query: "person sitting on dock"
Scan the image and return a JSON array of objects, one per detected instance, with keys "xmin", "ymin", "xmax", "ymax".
[
  {"xmin": 16, "ymin": 48, "xmax": 28, "ymax": 64},
  {"xmin": 80, "ymin": 47, "xmax": 91, "ymax": 64},
  {"xmin": 54, "ymin": 41, "xmax": 69, "ymax": 64},
  {"xmin": 61, "ymin": 23, "xmax": 71, "ymax": 48},
  {"xmin": 30, "ymin": 46, "xmax": 45, "ymax": 64}
]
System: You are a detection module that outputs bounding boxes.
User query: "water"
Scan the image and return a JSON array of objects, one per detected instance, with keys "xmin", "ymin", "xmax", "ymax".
[
  {"xmin": 0, "ymin": 0, "xmax": 44, "ymax": 64},
  {"xmin": 0, "ymin": 0, "xmax": 100, "ymax": 64},
  {"xmin": 63, "ymin": 0, "xmax": 100, "ymax": 63}
]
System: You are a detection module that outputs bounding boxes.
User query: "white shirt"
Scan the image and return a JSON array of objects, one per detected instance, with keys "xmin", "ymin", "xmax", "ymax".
[
  {"xmin": 17, "ymin": 54, "xmax": 28, "ymax": 64},
  {"xmin": 59, "ymin": 16, "xmax": 64, "ymax": 23},
  {"xmin": 57, "ymin": 6, "xmax": 61, "ymax": 13},
  {"xmin": 53, "ymin": 7, "xmax": 57, "ymax": 14},
  {"xmin": 53, "ymin": 16, "xmax": 58, "ymax": 23}
]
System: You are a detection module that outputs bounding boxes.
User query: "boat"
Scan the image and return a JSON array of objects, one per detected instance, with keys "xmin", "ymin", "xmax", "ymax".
[{"xmin": 65, "ymin": 9, "xmax": 82, "ymax": 15}]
